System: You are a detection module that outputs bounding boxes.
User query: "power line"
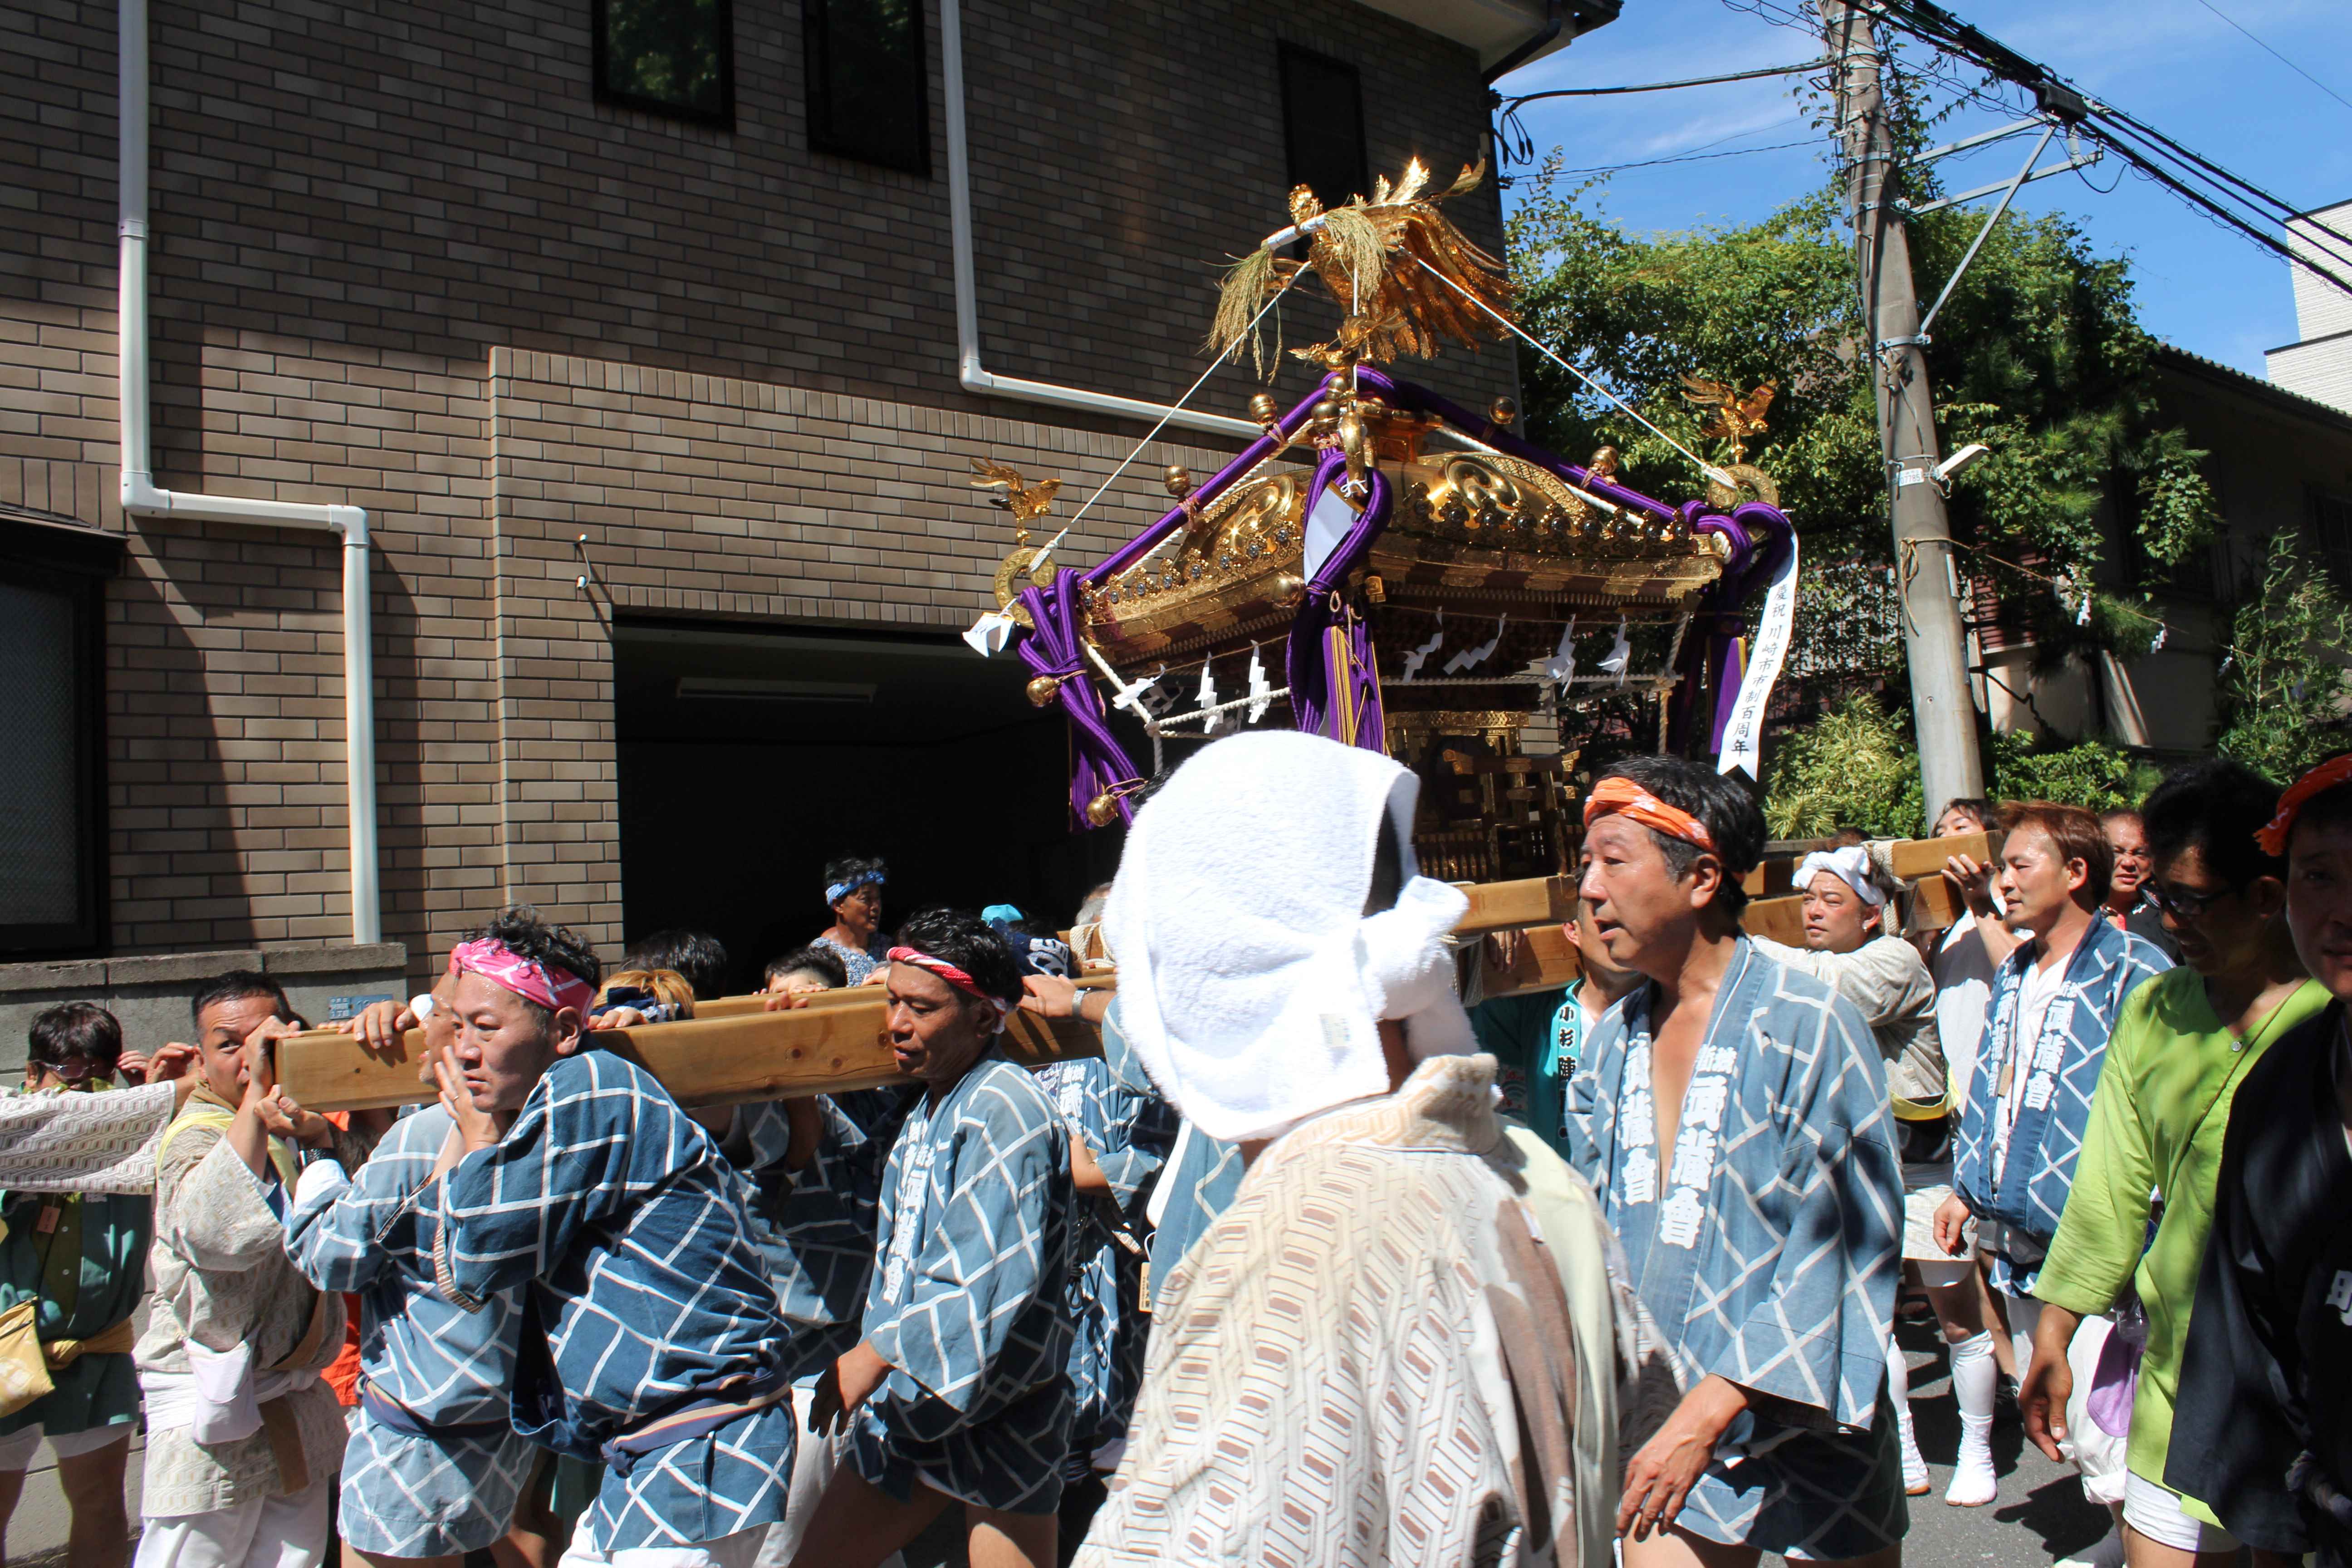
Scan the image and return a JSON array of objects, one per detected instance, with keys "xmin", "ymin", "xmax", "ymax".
[
  {"xmin": 2189, "ymin": 0, "xmax": 2352, "ymax": 116},
  {"xmin": 1501, "ymin": 58, "xmax": 1827, "ymax": 107},
  {"xmin": 1542, "ymin": 135, "xmax": 1824, "ymax": 179}
]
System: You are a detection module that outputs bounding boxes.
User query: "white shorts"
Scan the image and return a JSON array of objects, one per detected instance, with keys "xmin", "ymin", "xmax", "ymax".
[
  {"xmin": 2001, "ymin": 1293, "xmax": 2128, "ymax": 1506},
  {"xmin": 0, "ymin": 1419, "xmax": 132, "ymax": 1471},
  {"xmin": 132, "ymin": 1478, "xmax": 330, "ymax": 1568},
  {"xmin": 2123, "ymin": 1472, "xmax": 2240, "ymax": 1554},
  {"xmin": 559, "ymin": 1524, "xmax": 769, "ymax": 1568},
  {"xmin": 1902, "ymin": 1182, "xmax": 1972, "ymax": 1261}
]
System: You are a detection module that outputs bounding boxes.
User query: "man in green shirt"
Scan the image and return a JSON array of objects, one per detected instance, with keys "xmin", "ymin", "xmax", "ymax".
[{"xmin": 2024, "ymin": 760, "xmax": 2322, "ymax": 1568}]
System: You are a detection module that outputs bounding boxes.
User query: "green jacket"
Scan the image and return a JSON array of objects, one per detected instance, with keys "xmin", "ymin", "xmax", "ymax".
[
  {"xmin": 2033, "ymin": 969, "xmax": 2330, "ymax": 1495},
  {"xmin": 1469, "ymin": 982, "xmax": 1590, "ymax": 1162}
]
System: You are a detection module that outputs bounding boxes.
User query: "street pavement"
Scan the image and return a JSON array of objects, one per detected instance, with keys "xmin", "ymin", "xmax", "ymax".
[{"xmin": 1865, "ymin": 1314, "xmax": 2119, "ymax": 1568}]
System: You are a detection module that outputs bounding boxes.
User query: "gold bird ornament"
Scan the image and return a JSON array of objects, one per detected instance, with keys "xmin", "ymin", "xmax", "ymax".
[
  {"xmin": 1676, "ymin": 376, "xmax": 1777, "ymax": 464},
  {"xmin": 970, "ymin": 457, "xmax": 1062, "ymax": 544},
  {"xmin": 1208, "ymin": 158, "xmax": 1513, "ymax": 374}
]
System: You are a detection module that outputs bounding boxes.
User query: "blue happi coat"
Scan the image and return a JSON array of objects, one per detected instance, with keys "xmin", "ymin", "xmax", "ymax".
[
  {"xmin": 284, "ymin": 1107, "xmax": 537, "ymax": 1559},
  {"xmin": 740, "ymin": 1088, "xmax": 917, "ymax": 1368},
  {"xmin": 853, "ymin": 1049, "xmax": 1075, "ymax": 1514},
  {"xmin": 1032, "ymin": 1053, "xmax": 1175, "ymax": 1473},
  {"xmin": 1566, "ymin": 940, "xmax": 1908, "ymax": 1561},
  {"xmin": 435, "ymin": 1050, "xmax": 797, "ymax": 1553},
  {"xmin": 1953, "ymin": 916, "xmax": 2170, "ymax": 1290}
]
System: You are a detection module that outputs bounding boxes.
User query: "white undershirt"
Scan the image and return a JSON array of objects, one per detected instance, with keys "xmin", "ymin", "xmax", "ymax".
[{"xmin": 1991, "ymin": 950, "xmax": 2069, "ymax": 1184}]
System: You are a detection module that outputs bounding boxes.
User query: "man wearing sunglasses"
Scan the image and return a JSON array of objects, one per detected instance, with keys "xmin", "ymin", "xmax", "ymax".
[{"xmin": 2022, "ymin": 760, "xmax": 2323, "ymax": 1568}]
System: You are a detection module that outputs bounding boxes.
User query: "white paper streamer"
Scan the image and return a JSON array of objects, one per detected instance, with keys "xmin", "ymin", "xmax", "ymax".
[
  {"xmin": 1400, "ymin": 609, "xmax": 1444, "ymax": 683},
  {"xmin": 962, "ymin": 611, "xmax": 1017, "ymax": 657},
  {"xmin": 1197, "ymin": 661, "xmax": 1220, "ymax": 734},
  {"xmin": 1598, "ymin": 617, "xmax": 1632, "ymax": 685},
  {"xmin": 1246, "ymin": 644, "xmax": 1274, "ymax": 721},
  {"xmin": 1543, "ymin": 616, "xmax": 1578, "ymax": 683},
  {"xmin": 1716, "ymin": 536, "xmax": 1801, "ymax": 782},
  {"xmin": 1444, "ymin": 615, "xmax": 1506, "ymax": 675}
]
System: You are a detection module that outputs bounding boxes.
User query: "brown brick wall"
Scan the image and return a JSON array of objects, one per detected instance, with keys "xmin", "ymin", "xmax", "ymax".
[{"xmin": 0, "ymin": 0, "xmax": 1519, "ymax": 979}]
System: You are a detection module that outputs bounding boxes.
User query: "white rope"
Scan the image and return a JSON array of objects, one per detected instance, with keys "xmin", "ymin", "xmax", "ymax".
[
  {"xmin": 1411, "ymin": 256, "xmax": 1735, "ymax": 490},
  {"xmin": 1059, "ymin": 277, "xmax": 1302, "ymax": 539},
  {"xmin": 1153, "ymin": 686, "xmax": 1294, "ymax": 730}
]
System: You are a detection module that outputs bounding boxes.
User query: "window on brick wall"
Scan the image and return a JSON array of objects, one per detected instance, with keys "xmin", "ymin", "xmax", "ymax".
[
  {"xmin": 594, "ymin": 0, "xmax": 735, "ymax": 127},
  {"xmin": 1279, "ymin": 44, "xmax": 1369, "ymax": 212},
  {"xmin": 0, "ymin": 514, "xmax": 117, "ymax": 957},
  {"xmin": 805, "ymin": 0, "xmax": 929, "ymax": 174}
]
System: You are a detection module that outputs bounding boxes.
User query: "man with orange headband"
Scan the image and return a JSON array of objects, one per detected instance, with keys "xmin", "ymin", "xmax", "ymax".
[
  {"xmin": 784, "ymin": 906, "xmax": 1076, "ymax": 1568},
  {"xmin": 423, "ymin": 905, "xmax": 800, "ymax": 1568},
  {"xmin": 2168, "ymin": 752, "xmax": 2352, "ymax": 1568},
  {"xmin": 1564, "ymin": 756, "xmax": 1908, "ymax": 1568}
]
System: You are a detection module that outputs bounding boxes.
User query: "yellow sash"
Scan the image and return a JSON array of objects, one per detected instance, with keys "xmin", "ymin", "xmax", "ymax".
[{"xmin": 158, "ymin": 1089, "xmax": 299, "ymax": 1188}]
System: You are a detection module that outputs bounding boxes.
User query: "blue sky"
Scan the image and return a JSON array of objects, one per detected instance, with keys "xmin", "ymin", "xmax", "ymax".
[{"xmin": 1493, "ymin": 0, "xmax": 2352, "ymax": 375}]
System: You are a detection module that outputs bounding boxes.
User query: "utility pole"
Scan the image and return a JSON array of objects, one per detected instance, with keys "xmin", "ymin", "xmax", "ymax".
[{"xmin": 1820, "ymin": 0, "xmax": 1985, "ymax": 820}]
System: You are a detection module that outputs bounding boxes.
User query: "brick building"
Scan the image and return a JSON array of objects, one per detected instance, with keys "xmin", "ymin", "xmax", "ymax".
[{"xmin": 0, "ymin": 0, "xmax": 1602, "ymax": 1030}]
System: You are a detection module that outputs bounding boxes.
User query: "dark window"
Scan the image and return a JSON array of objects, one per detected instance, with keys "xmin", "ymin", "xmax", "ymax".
[
  {"xmin": 805, "ymin": 0, "xmax": 929, "ymax": 174},
  {"xmin": 0, "ymin": 514, "xmax": 116, "ymax": 957},
  {"xmin": 2314, "ymin": 490, "xmax": 2352, "ymax": 596},
  {"xmin": 1279, "ymin": 44, "xmax": 1369, "ymax": 211},
  {"xmin": 594, "ymin": 0, "xmax": 735, "ymax": 127}
]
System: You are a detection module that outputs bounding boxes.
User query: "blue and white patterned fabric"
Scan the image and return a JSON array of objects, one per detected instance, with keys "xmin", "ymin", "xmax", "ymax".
[
  {"xmin": 1099, "ymin": 1005, "xmax": 1245, "ymax": 1312},
  {"xmin": 282, "ymin": 1106, "xmax": 534, "ymax": 1558},
  {"xmin": 1953, "ymin": 915, "xmax": 2170, "ymax": 1294},
  {"xmin": 815, "ymin": 935, "xmax": 890, "ymax": 987},
  {"xmin": 1566, "ymin": 939, "xmax": 1908, "ymax": 1559},
  {"xmin": 434, "ymin": 1050, "xmax": 797, "ymax": 1553},
  {"xmin": 1031, "ymin": 1054, "xmax": 1176, "ymax": 1475},
  {"xmin": 852, "ymin": 1050, "xmax": 1076, "ymax": 1514},
  {"xmin": 738, "ymin": 1090, "xmax": 916, "ymax": 1369}
]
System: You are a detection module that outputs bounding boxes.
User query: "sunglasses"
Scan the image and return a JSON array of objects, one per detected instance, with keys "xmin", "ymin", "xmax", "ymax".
[{"xmin": 2144, "ymin": 881, "xmax": 2234, "ymax": 920}]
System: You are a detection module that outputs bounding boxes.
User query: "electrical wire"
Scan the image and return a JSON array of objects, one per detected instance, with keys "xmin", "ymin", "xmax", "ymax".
[
  {"xmin": 2190, "ymin": 0, "xmax": 2352, "ymax": 116},
  {"xmin": 1539, "ymin": 135, "xmax": 1825, "ymax": 180},
  {"xmin": 1502, "ymin": 57, "xmax": 1828, "ymax": 104}
]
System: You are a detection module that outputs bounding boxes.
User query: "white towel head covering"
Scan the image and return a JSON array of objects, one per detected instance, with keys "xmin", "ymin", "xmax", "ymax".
[
  {"xmin": 1797, "ymin": 844, "xmax": 1885, "ymax": 906},
  {"xmin": 1102, "ymin": 730, "xmax": 1474, "ymax": 1144}
]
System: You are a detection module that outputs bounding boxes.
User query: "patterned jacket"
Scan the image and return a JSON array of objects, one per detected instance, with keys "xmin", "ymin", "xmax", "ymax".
[{"xmin": 1953, "ymin": 915, "xmax": 2170, "ymax": 1251}]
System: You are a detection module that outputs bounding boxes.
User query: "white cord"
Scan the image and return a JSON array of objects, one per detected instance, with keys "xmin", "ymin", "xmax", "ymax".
[{"xmin": 1411, "ymin": 256, "xmax": 1736, "ymax": 490}]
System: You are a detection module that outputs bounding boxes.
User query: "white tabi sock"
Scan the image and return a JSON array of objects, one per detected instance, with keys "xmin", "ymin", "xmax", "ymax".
[
  {"xmin": 1889, "ymin": 1333, "xmax": 1930, "ymax": 1494},
  {"xmin": 1946, "ymin": 1330, "xmax": 1999, "ymax": 1506}
]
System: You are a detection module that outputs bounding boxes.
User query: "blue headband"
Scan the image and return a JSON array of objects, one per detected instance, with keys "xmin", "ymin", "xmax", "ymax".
[{"xmin": 826, "ymin": 872, "xmax": 884, "ymax": 905}]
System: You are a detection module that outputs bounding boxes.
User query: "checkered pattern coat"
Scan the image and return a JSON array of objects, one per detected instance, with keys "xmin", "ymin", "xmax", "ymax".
[
  {"xmin": 1953, "ymin": 916, "xmax": 2170, "ymax": 1282},
  {"xmin": 284, "ymin": 1107, "xmax": 535, "ymax": 1558},
  {"xmin": 1565, "ymin": 941, "xmax": 1909, "ymax": 1559},
  {"xmin": 850, "ymin": 1050, "xmax": 1076, "ymax": 1512},
  {"xmin": 434, "ymin": 1050, "xmax": 796, "ymax": 1552}
]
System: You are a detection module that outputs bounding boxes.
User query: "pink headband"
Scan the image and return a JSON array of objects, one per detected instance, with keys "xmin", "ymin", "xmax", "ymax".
[
  {"xmin": 448, "ymin": 937, "xmax": 597, "ymax": 1016},
  {"xmin": 887, "ymin": 946, "xmax": 1009, "ymax": 1034}
]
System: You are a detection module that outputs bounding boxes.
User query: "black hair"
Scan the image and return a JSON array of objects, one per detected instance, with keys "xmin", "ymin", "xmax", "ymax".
[
  {"xmin": 823, "ymin": 857, "xmax": 888, "ymax": 910},
  {"xmin": 764, "ymin": 943, "xmax": 848, "ymax": 990},
  {"xmin": 2293, "ymin": 779, "xmax": 2352, "ymax": 853},
  {"xmin": 28, "ymin": 1002, "xmax": 122, "ymax": 1078},
  {"xmin": 1939, "ymin": 797, "xmax": 1995, "ymax": 831},
  {"xmin": 484, "ymin": 905, "xmax": 603, "ymax": 1026},
  {"xmin": 893, "ymin": 906, "xmax": 1024, "ymax": 1007},
  {"xmin": 2142, "ymin": 759, "xmax": 2283, "ymax": 889},
  {"xmin": 619, "ymin": 929, "xmax": 725, "ymax": 1000},
  {"xmin": 191, "ymin": 970, "xmax": 294, "ymax": 1030},
  {"xmin": 1597, "ymin": 756, "xmax": 1764, "ymax": 917}
]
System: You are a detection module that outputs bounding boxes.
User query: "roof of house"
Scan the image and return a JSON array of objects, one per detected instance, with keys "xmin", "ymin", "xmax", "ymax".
[{"xmin": 2151, "ymin": 341, "xmax": 2352, "ymax": 437}]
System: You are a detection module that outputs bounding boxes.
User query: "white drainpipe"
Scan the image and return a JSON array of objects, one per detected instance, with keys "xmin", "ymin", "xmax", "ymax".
[
  {"xmin": 116, "ymin": 0, "xmax": 381, "ymax": 946},
  {"xmin": 938, "ymin": 0, "xmax": 1259, "ymax": 441}
]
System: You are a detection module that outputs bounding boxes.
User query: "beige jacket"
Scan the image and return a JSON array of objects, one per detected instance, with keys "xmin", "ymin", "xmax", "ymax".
[{"xmin": 134, "ymin": 1113, "xmax": 349, "ymax": 1517}]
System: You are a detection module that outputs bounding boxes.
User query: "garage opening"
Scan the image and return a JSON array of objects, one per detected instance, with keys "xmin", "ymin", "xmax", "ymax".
[{"xmin": 613, "ymin": 619, "xmax": 1121, "ymax": 992}]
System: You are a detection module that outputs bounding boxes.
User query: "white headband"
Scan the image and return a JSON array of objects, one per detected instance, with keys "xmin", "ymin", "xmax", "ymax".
[{"xmin": 1798, "ymin": 846, "xmax": 1885, "ymax": 907}]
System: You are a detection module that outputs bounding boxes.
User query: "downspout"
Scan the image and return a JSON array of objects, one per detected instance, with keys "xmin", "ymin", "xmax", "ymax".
[
  {"xmin": 938, "ymin": 0, "xmax": 1258, "ymax": 440},
  {"xmin": 1482, "ymin": 0, "xmax": 1563, "ymax": 84},
  {"xmin": 118, "ymin": 0, "xmax": 381, "ymax": 946}
]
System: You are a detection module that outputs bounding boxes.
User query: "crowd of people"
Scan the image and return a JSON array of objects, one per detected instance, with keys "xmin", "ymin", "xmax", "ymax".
[{"xmin": 0, "ymin": 737, "xmax": 2345, "ymax": 1568}]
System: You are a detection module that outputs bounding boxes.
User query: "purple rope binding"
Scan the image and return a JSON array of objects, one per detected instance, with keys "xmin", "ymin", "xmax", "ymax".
[
  {"xmin": 1016, "ymin": 568, "xmax": 1146, "ymax": 828},
  {"xmin": 1284, "ymin": 448, "xmax": 1393, "ymax": 750}
]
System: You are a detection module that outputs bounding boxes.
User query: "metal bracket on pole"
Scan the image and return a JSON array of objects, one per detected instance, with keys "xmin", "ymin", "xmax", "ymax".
[{"xmin": 1911, "ymin": 118, "xmax": 2057, "ymax": 343}]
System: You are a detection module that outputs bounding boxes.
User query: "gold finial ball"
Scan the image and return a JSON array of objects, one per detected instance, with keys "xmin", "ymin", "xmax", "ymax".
[
  {"xmin": 1025, "ymin": 674, "xmax": 1063, "ymax": 708},
  {"xmin": 1588, "ymin": 445, "xmax": 1620, "ymax": 480},
  {"xmin": 1247, "ymin": 392, "xmax": 1281, "ymax": 426},
  {"xmin": 1084, "ymin": 790, "xmax": 1124, "ymax": 828},
  {"xmin": 1309, "ymin": 397, "xmax": 1342, "ymax": 426},
  {"xmin": 1163, "ymin": 465, "xmax": 1193, "ymax": 499},
  {"xmin": 1489, "ymin": 396, "xmax": 1519, "ymax": 427}
]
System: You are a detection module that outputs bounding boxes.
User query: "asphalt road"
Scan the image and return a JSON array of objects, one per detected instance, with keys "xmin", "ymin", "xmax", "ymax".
[{"xmin": 1865, "ymin": 1314, "xmax": 2120, "ymax": 1568}]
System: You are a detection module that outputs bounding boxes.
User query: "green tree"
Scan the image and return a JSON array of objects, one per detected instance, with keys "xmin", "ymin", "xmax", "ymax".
[
  {"xmin": 2216, "ymin": 532, "xmax": 2352, "ymax": 779},
  {"xmin": 1505, "ymin": 161, "xmax": 2220, "ymax": 666}
]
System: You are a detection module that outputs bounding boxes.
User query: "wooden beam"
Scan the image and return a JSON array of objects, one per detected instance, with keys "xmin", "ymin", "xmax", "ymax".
[
  {"xmin": 1453, "ymin": 876, "xmax": 1577, "ymax": 936},
  {"xmin": 1887, "ymin": 830, "xmax": 1999, "ymax": 880},
  {"xmin": 274, "ymin": 993, "xmax": 1106, "ymax": 1114},
  {"xmin": 1478, "ymin": 924, "xmax": 1583, "ymax": 1000},
  {"xmin": 1742, "ymin": 894, "xmax": 1808, "ymax": 946}
]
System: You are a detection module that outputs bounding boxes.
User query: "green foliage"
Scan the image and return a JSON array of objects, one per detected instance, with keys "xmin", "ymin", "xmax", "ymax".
[
  {"xmin": 1764, "ymin": 695, "xmax": 1926, "ymax": 839},
  {"xmin": 2217, "ymin": 532, "xmax": 2352, "ymax": 780},
  {"xmin": 1764, "ymin": 692, "xmax": 2160, "ymax": 837},
  {"xmin": 1504, "ymin": 159, "xmax": 2221, "ymax": 662}
]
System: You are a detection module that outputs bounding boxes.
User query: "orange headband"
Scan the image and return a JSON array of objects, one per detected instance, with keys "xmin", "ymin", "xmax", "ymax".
[
  {"xmin": 2256, "ymin": 753, "xmax": 2352, "ymax": 856},
  {"xmin": 1583, "ymin": 775, "xmax": 1718, "ymax": 853}
]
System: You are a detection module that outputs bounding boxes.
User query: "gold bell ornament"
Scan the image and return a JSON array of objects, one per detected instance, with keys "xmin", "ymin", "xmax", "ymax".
[{"xmin": 1025, "ymin": 675, "xmax": 1063, "ymax": 707}]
